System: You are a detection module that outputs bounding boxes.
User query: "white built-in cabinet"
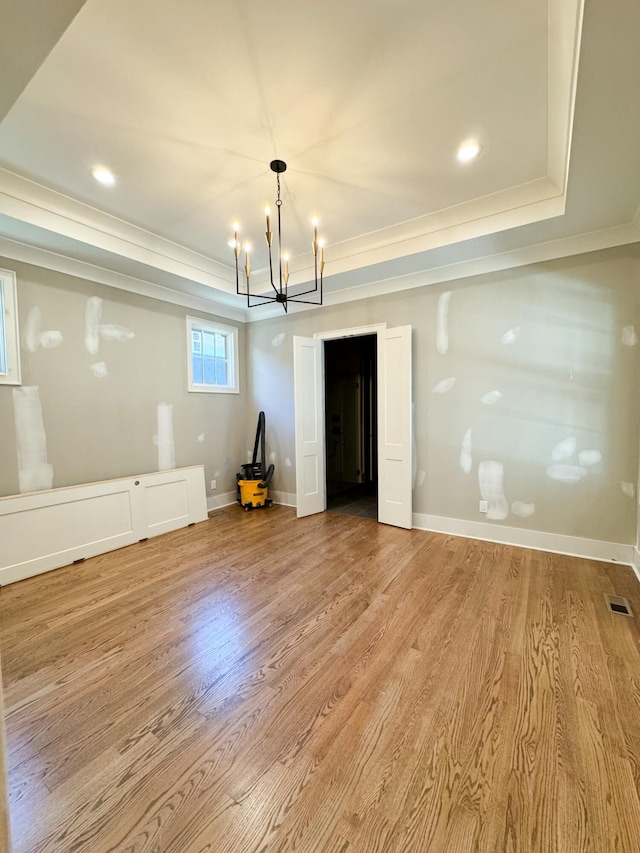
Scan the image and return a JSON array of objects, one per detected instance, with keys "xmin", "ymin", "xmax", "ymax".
[{"xmin": 0, "ymin": 466, "xmax": 208, "ymax": 586}]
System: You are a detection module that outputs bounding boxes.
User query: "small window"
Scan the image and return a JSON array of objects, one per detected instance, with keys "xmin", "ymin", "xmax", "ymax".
[
  {"xmin": 0, "ymin": 269, "xmax": 21, "ymax": 385},
  {"xmin": 186, "ymin": 316, "xmax": 239, "ymax": 393}
]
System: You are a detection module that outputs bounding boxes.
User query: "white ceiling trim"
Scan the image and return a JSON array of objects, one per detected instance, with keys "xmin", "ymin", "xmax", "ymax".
[
  {"xmin": 0, "ymin": 167, "xmax": 234, "ymax": 289},
  {"xmin": 284, "ymin": 178, "xmax": 565, "ymax": 287},
  {"xmin": 0, "ymin": 235, "xmax": 245, "ymax": 323},
  {"xmin": 241, "ymin": 217, "xmax": 640, "ymax": 322},
  {"xmin": 547, "ymin": 0, "xmax": 585, "ymax": 191},
  {"xmin": 3, "ymin": 210, "xmax": 634, "ymax": 328},
  {"xmin": 0, "ymin": 169, "xmax": 566, "ymax": 299}
]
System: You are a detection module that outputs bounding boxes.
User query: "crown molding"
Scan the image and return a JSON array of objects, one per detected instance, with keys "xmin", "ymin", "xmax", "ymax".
[
  {"xmin": 1, "ymin": 212, "xmax": 637, "ymax": 327},
  {"xmin": 548, "ymin": 0, "xmax": 585, "ymax": 191},
  {"xmin": 0, "ymin": 236, "xmax": 245, "ymax": 323},
  {"xmin": 0, "ymin": 167, "xmax": 235, "ymax": 291},
  {"xmin": 241, "ymin": 217, "xmax": 640, "ymax": 322}
]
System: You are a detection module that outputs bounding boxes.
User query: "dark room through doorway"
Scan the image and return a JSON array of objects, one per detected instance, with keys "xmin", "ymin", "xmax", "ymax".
[{"xmin": 323, "ymin": 334, "xmax": 378, "ymax": 519}]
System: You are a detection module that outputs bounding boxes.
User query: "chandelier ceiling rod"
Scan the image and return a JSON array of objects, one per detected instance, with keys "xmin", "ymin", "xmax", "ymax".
[{"xmin": 232, "ymin": 160, "xmax": 325, "ymax": 312}]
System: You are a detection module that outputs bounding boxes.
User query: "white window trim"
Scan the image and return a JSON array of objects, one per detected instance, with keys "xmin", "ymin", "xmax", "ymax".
[
  {"xmin": 186, "ymin": 315, "xmax": 239, "ymax": 394},
  {"xmin": 0, "ymin": 268, "xmax": 21, "ymax": 385}
]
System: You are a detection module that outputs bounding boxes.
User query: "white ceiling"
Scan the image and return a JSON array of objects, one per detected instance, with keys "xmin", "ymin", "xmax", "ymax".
[{"xmin": 0, "ymin": 0, "xmax": 638, "ymax": 322}]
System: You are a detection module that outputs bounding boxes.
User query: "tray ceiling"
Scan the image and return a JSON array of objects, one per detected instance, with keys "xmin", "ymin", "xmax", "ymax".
[{"xmin": 0, "ymin": 0, "xmax": 638, "ymax": 320}]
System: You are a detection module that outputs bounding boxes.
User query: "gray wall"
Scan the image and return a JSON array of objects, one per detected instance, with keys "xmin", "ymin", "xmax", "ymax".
[
  {"xmin": 3, "ymin": 245, "xmax": 639, "ymax": 547},
  {"xmin": 0, "ymin": 259, "xmax": 247, "ymax": 499},
  {"xmin": 247, "ymin": 244, "xmax": 640, "ymax": 545}
]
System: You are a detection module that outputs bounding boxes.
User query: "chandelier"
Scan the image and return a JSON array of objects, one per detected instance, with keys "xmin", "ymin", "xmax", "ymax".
[{"xmin": 232, "ymin": 160, "xmax": 324, "ymax": 312}]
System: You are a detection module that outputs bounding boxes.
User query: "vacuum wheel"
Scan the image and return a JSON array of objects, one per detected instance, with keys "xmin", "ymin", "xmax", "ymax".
[{"xmin": 244, "ymin": 503, "xmax": 252, "ymax": 512}]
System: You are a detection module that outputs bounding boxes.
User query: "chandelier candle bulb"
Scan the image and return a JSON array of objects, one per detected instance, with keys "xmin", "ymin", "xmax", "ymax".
[
  {"xmin": 283, "ymin": 253, "xmax": 290, "ymax": 286},
  {"xmin": 312, "ymin": 217, "xmax": 319, "ymax": 255},
  {"xmin": 264, "ymin": 206, "xmax": 272, "ymax": 246},
  {"xmin": 244, "ymin": 243, "xmax": 251, "ymax": 277}
]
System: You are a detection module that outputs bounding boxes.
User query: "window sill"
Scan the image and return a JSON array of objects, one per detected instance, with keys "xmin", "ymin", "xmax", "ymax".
[{"xmin": 188, "ymin": 384, "xmax": 240, "ymax": 394}]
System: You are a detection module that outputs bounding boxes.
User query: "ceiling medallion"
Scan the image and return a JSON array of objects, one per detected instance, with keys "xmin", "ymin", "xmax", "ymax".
[{"xmin": 232, "ymin": 160, "xmax": 325, "ymax": 312}]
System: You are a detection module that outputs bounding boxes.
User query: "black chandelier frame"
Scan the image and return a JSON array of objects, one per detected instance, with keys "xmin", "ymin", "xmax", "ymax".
[{"xmin": 233, "ymin": 160, "xmax": 324, "ymax": 312}]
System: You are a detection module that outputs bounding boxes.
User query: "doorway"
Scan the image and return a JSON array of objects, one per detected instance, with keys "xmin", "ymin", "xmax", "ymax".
[
  {"xmin": 323, "ymin": 335, "xmax": 378, "ymax": 520},
  {"xmin": 293, "ymin": 324, "xmax": 412, "ymax": 528}
]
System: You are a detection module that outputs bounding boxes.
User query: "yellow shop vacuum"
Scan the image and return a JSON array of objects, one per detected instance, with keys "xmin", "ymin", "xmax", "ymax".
[{"xmin": 236, "ymin": 411, "xmax": 274, "ymax": 511}]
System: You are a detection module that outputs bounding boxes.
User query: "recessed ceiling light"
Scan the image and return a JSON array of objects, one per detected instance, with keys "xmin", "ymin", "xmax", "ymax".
[
  {"xmin": 457, "ymin": 140, "xmax": 482, "ymax": 163},
  {"xmin": 91, "ymin": 166, "xmax": 116, "ymax": 186}
]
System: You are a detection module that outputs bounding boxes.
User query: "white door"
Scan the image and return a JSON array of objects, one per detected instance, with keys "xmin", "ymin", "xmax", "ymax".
[
  {"xmin": 377, "ymin": 325, "xmax": 412, "ymax": 528},
  {"xmin": 294, "ymin": 336, "xmax": 326, "ymax": 517}
]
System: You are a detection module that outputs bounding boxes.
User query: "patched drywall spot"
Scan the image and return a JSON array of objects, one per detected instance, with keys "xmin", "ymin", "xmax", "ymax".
[
  {"xmin": 40, "ymin": 331, "xmax": 63, "ymax": 349},
  {"xmin": 501, "ymin": 327, "xmax": 520, "ymax": 345},
  {"xmin": 23, "ymin": 307, "xmax": 41, "ymax": 352},
  {"xmin": 89, "ymin": 361, "xmax": 108, "ymax": 378},
  {"xmin": 578, "ymin": 449, "xmax": 602, "ymax": 467},
  {"xmin": 620, "ymin": 481, "xmax": 635, "ymax": 498},
  {"xmin": 622, "ymin": 325, "xmax": 637, "ymax": 347},
  {"xmin": 432, "ymin": 377, "xmax": 456, "ymax": 393},
  {"xmin": 478, "ymin": 460, "xmax": 509, "ymax": 520},
  {"xmin": 23, "ymin": 307, "xmax": 63, "ymax": 352},
  {"xmin": 197, "ymin": 433, "xmax": 205, "ymax": 442},
  {"xmin": 269, "ymin": 451, "xmax": 276, "ymax": 463},
  {"xmin": 511, "ymin": 501, "xmax": 535, "ymax": 518},
  {"xmin": 460, "ymin": 428, "xmax": 472, "ymax": 474},
  {"xmin": 417, "ymin": 470, "xmax": 426, "ymax": 487},
  {"xmin": 85, "ymin": 297, "xmax": 102, "ymax": 355},
  {"xmin": 157, "ymin": 403, "xmax": 175, "ymax": 471},
  {"xmin": 546, "ymin": 464, "xmax": 588, "ymax": 484},
  {"xmin": 272, "ymin": 332, "xmax": 286, "ymax": 347},
  {"xmin": 481, "ymin": 390, "xmax": 502, "ymax": 405},
  {"xmin": 99, "ymin": 324, "xmax": 135, "ymax": 343},
  {"xmin": 12, "ymin": 386, "xmax": 54, "ymax": 493},
  {"xmin": 436, "ymin": 291, "xmax": 451, "ymax": 354},
  {"xmin": 552, "ymin": 437, "xmax": 577, "ymax": 461},
  {"xmin": 85, "ymin": 297, "xmax": 135, "ymax": 354},
  {"xmin": 284, "ymin": 457, "xmax": 292, "ymax": 467}
]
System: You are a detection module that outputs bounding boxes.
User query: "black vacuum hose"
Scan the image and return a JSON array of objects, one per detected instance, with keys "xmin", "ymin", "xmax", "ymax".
[{"xmin": 259, "ymin": 464, "xmax": 274, "ymax": 489}]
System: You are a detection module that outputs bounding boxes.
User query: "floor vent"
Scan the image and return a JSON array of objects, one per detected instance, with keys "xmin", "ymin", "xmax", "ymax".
[{"xmin": 604, "ymin": 594, "xmax": 633, "ymax": 616}]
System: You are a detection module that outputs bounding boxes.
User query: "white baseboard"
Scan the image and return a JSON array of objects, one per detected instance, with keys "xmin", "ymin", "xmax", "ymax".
[
  {"xmin": 205, "ymin": 492, "xmax": 639, "ymax": 577},
  {"xmin": 207, "ymin": 491, "xmax": 237, "ymax": 512},
  {"xmin": 412, "ymin": 512, "xmax": 634, "ymax": 567},
  {"xmin": 271, "ymin": 491, "xmax": 296, "ymax": 507},
  {"xmin": 631, "ymin": 547, "xmax": 640, "ymax": 582},
  {"xmin": 207, "ymin": 490, "xmax": 297, "ymax": 512}
]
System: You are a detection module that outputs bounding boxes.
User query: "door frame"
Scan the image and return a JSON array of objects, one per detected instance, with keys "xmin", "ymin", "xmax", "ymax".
[
  {"xmin": 313, "ymin": 324, "xmax": 387, "ymax": 343},
  {"xmin": 295, "ymin": 322, "xmax": 412, "ymax": 528},
  {"xmin": 317, "ymin": 325, "xmax": 386, "ymax": 504},
  {"xmin": 312, "ymin": 324, "xmax": 387, "ymax": 518}
]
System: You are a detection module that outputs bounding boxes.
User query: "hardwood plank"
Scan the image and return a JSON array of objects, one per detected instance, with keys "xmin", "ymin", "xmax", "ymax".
[
  {"xmin": 0, "ymin": 652, "xmax": 11, "ymax": 853},
  {"xmin": 1, "ymin": 506, "xmax": 640, "ymax": 852}
]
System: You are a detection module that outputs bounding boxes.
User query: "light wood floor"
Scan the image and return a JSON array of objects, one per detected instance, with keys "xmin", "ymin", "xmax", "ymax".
[{"xmin": 2, "ymin": 506, "xmax": 640, "ymax": 852}]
